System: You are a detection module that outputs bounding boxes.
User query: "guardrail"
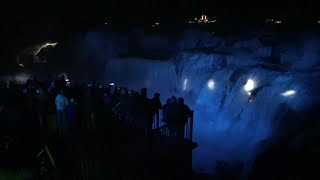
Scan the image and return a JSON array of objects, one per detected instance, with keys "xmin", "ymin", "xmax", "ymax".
[{"xmin": 153, "ymin": 110, "xmax": 194, "ymax": 142}]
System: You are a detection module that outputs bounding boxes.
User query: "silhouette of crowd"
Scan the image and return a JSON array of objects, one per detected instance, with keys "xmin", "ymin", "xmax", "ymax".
[
  {"xmin": 0, "ymin": 74, "xmax": 193, "ymax": 179},
  {"xmin": 0, "ymin": 75, "xmax": 192, "ymax": 138}
]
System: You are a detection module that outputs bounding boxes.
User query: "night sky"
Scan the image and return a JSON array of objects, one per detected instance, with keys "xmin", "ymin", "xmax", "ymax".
[
  {"xmin": 0, "ymin": 0, "xmax": 319, "ymax": 71},
  {"xmin": 1, "ymin": 0, "xmax": 319, "ymax": 29}
]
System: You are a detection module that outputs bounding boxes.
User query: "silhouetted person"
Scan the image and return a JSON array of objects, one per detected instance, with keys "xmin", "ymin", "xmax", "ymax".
[
  {"xmin": 55, "ymin": 75, "xmax": 66, "ymax": 91},
  {"xmin": 113, "ymin": 88, "xmax": 129, "ymax": 122},
  {"xmin": 139, "ymin": 88, "xmax": 153, "ymax": 139},
  {"xmin": 162, "ymin": 98, "xmax": 171, "ymax": 123},
  {"xmin": 67, "ymin": 98, "xmax": 77, "ymax": 131},
  {"xmin": 150, "ymin": 93, "xmax": 163, "ymax": 128},
  {"xmin": 83, "ymin": 86, "xmax": 96, "ymax": 132},
  {"xmin": 166, "ymin": 96, "xmax": 179, "ymax": 136},
  {"xmin": 36, "ymin": 87, "xmax": 48, "ymax": 129},
  {"xmin": 55, "ymin": 89, "xmax": 69, "ymax": 136},
  {"xmin": 176, "ymin": 97, "xmax": 191, "ymax": 138}
]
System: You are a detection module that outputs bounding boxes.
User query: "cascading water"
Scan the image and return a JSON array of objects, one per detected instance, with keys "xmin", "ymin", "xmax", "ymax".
[
  {"xmin": 176, "ymin": 50, "xmax": 320, "ymax": 173},
  {"xmin": 105, "ymin": 58, "xmax": 178, "ymax": 101},
  {"xmin": 104, "ymin": 51, "xmax": 320, "ymax": 174},
  {"xmin": 89, "ymin": 30, "xmax": 320, "ymax": 175}
]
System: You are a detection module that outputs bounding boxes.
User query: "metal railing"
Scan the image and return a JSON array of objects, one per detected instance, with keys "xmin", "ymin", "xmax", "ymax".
[
  {"xmin": 185, "ymin": 110, "xmax": 194, "ymax": 142},
  {"xmin": 153, "ymin": 110, "xmax": 194, "ymax": 142}
]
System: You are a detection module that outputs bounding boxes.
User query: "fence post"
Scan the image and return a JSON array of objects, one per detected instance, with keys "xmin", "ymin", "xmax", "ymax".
[
  {"xmin": 156, "ymin": 112, "xmax": 160, "ymax": 129},
  {"xmin": 189, "ymin": 110, "xmax": 194, "ymax": 142}
]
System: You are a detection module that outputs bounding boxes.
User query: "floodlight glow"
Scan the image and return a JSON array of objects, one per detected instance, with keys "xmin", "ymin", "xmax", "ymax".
[
  {"xmin": 109, "ymin": 83, "xmax": 115, "ymax": 86},
  {"xmin": 207, "ymin": 79, "xmax": 215, "ymax": 90},
  {"xmin": 183, "ymin": 78, "xmax": 188, "ymax": 91},
  {"xmin": 244, "ymin": 79, "xmax": 255, "ymax": 92},
  {"xmin": 34, "ymin": 42, "xmax": 58, "ymax": 55},
  {"xmin": 281, "ymin": 90, "xmax": 296, "ymax": 97},
  {"xmin": 65, "ymin": 79, "xmax": 70, "ymax": 82}
]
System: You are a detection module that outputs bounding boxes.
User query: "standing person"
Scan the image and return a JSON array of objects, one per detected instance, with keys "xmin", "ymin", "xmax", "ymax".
[
  {"xmin": 36, "ymin": 87, "xmax": 48, "ymax": 129},
  {"xmin": 67, "ymin": 98, "xmax": 77, "ymax": 131},
  {"xmin": 150, "ymin": 93, "xmax": 163, "ymax": 128},
  {"xmin": 166, "ymin": 96, "xmax": 178, "ymax": 136},
  {"xmin": 176, "ymin": 97, "xmax": 191, "ymax": 138},
  {"xmin": 55, "ymin": 89, "xmax": 69, "ymax": 136},
  {"xmin": 162, "ymin": 98, "xmax": 171, "ymax": 124}
]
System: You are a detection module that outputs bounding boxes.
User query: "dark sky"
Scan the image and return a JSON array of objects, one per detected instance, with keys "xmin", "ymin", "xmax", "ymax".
[
  {"xmin": 0, "ymin": 0, "xmax": 319, "ymax": 31},
  {"xmin": 0, "ymin": 0, "xmax": 318, "ymax": 55}
]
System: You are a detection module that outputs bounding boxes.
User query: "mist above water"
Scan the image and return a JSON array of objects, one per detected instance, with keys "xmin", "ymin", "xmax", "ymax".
[
  {"xmin": 13, "ymin": 30, "xmax": 320, "ymax": 174},
  {"xmin": 103, "ymin": 32, "xmax": 320, "ymax": 174}
]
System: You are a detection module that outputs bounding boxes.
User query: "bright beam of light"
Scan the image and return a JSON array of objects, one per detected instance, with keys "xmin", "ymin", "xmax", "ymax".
[
  {"xmin": 281, "ymin": 90, "xmax": 296, "ymax": 97},
  {"xmin": 244, "ymin": 79, "xmax": 255, "ymax": 92},
  {"xmin": 183, "ymin": 78, "xmax": 188, "ymax": 91},
  {"xmin": 109, "ymin": 83, "xmax": 115, "ymax": 86},
  {"xmin": 34, "ymin": 42, "xmax": 58, "ymax": 55},
  {"xmin": 207, "ymin": 79, "xmax": 215, "ymax": 90}
]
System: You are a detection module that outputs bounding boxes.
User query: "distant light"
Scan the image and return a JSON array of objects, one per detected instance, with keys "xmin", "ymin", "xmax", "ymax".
[
  {"xmin": 19, "ymin": 63, "xmax": 24, "ymax": 67},
  {"xmin": 275, "ymin": 20, "xmax": 282, "ymax": 24},
  {"xmin": 109, "ymin": 83, "xmax": 115, "ymax": 86},
  {"xmin": 183, "ymin": 78, "xmax": 188, "ymax": 91},
  {"xmin": 155, "ymin": 22, "xmax": 160, "ymax": 25},
  {"xmin": 207, "ymin": 79, "xmax": 215, "ymax": 90},
  {"xmin": 317, "ymin": 20, "xmax": 320, "ymax": 24},
  {"xmin": 65, "ymin": 79, "xmax": 70, "ymax": 82},
  {"xmin": 244, "ymin": 79, "xmax": 255, "ymax": 92},
  {"xmin": 104, "ymin": 22, "xmax": 108, "ymax": 25},
  {"xmin": 265, "ymin": 18, "xmax": 274, "ymax": 23},
  {"xmin": 281, "ymin": 90, "xmax": 296, "ymax": 97}
]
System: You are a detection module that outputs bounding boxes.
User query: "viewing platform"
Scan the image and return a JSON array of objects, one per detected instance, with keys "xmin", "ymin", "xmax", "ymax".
[{"xmin": 33, "ymin": 110, "xmax": 198, "ymax": 179}]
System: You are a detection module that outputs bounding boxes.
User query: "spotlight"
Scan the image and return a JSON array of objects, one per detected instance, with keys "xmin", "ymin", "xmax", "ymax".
[
  {"xmin": 244, "ymin": 79, "xmax": 255, "ymax": 93},
  {"xmin": 281, "ymin": 90, "xmax": 296, "ymax": 97},
  {"xmin": 183, "ymin": 78, "xmax": 188, "ymax": 91},
  {"xmin": 207, "ymin": 79, "xmax": 215, "ymax": 90}
]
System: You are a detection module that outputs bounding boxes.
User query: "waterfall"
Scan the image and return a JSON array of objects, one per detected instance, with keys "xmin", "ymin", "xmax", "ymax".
[
  {"xmin": 159, "ymin": 50, "xmax": 320, "ymax": 173},
  {"xmin": 105, "ymin": 58, "xmax": 178, "ymax": 99},
  {"xmin": 104, "ymin": 51, "xmax": 320, "ymax": 175}
]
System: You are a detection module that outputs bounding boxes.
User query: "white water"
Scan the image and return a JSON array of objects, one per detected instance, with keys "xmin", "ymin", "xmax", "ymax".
[{"xmin": 104, "ymin": 53, "xmax": 320, "ymax": 174}]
